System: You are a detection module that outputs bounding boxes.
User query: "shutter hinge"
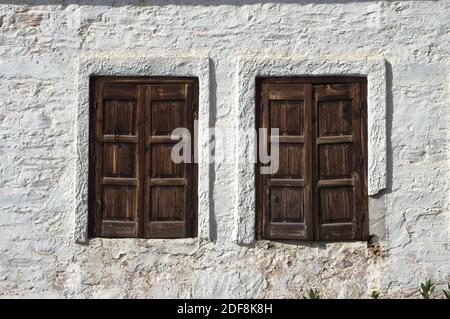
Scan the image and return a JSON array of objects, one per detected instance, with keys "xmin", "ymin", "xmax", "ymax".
[
  {"xmin": 93, "ymin": 154, "xmax": 97, "ymax": 163},
  {"xmin": 360, "ymin": 155, "xmax": 364, "ymax": 166}
]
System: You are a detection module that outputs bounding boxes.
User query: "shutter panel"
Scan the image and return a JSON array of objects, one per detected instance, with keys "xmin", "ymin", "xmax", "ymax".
[
  {"xmin": 144, "ymin": 83, "xmax": 195, "ymax": 238},
  {"xmin": 93, "ymin": 82, "xmax": 144, "ymax": 237},
  {"xmin": 259, "ymin": 83, "xmax": 313, "ymax": 240},
  {"xmin": 313, "ymin": 83, "xmax": 367, "ymax": 241}
]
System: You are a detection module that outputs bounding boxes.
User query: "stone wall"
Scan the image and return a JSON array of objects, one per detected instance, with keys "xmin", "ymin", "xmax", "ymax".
[{"xmin": 0, "ymin": 1, "xmax": 449, "ymax": 298}]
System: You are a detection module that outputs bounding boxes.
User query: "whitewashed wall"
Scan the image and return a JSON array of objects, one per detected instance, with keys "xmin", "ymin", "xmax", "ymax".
[{"xmin": 0, "ymin": 1, "xmax": 449, "ymax": 298}]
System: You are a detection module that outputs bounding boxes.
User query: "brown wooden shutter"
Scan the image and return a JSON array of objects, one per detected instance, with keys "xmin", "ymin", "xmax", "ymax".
[
  {"xmin": 258, "ymin": 83, "xmax": 313, "ymax": 240},
  {"xmin": 256, "ymin": 77, "xmax": 368, "ymax": 242},
  {"xmin": 313, "ymin": 83, "xmax": 367, "ymax": 241},
  {"xmin": 91, "ymin": 78, "xmax": 197, "ymax": 239},
  {"xmin": 93, "ymin": 82, "xmax": 144, "ymax": 237},
  {"xmin": 143, "ymin": 83, "xmax": 195, "ymax": 238}
]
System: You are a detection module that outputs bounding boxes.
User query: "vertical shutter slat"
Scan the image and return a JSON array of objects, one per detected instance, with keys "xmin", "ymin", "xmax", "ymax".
[
  {"xmin": 314, "ymin": 82, "xmax": 367, "ymax": 241},
  {"xmin": 94, "ymin": 82, "xmax": 140, "ymax": 238},
  {"xmin": 92, "ymin": 78, "xmax": 197, "ymax": 239},
  {"xmin": 258, "ymin": 83, "xmax": 313, "ymax": 240}
]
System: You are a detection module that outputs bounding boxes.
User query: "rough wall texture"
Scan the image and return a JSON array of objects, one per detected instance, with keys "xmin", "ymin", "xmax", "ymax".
[{"xmin": 0, "ymin": 1, "xmax": 449, "ymax": 298}]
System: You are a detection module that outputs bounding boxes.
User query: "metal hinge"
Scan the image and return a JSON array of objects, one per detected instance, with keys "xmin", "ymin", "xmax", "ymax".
[{"xmin": 360, "ymin": 155, "xmax": 364, "ymax": 166}]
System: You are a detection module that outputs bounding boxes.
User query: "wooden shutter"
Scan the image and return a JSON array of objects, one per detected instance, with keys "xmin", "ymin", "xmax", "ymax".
[
  {"xmin": 313, "ymin": 83, "xmax": 367, "ymax": 241},
  {"xmin": 143, "ymin": 83, "xmax": 195, "ymax": 238},
  {"xmin": 256, "ymin": 77, "xmax": 368, "ymax": 242},
  {"xmin": 93, "ymin": 82, "xmax": 144, "ymax": 237},
  {"xmin": 91, "ymin": 78, "xmax": 197, "ymax": 239},
  {"xmin": 257, "ymin": 83, "xmax": 313, "ymax": 240}
]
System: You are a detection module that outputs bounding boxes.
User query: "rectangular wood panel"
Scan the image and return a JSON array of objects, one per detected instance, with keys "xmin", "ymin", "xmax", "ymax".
[
  {"xmin": 150, "ymin": 144, "xmax": 184, "ymax": 178},
  {"xmin": 274, "ymin": 144, "xmax": 303, "ymax": 178},
  {"xmin": 270, "ymin": 187, "xmax": 305, "ymax": 223},
  {"xmin": 317, "ymin": 99, "xmax": 352, "ymax": 137},
  {"xmin": 270, "ymin": 101, "xmax": 304, "ymax": 136},
  {"xmin": 151, "ymin": 186, "xmax": 186, "ymax": 221},
  {"xmin": 90, "ymin": 77, "xmax": 198, "ymax": 239},
  {"xmin": 151, "ymin": 84, "xmax": 187, "ymax": 100},
  {"xmin": 151, "ymin": 101, "xmax": 184, "ymax": 135},
  {"xmin": 102, "ymin": 186, "xmax": 137, "ymax": 221},
  {"xmin": 319, "ymin": 187, "xmax": 354, "ymax": 224},
  {"xmin": 103, "ymin": 83, "xmax": 138, "ymax": 100}
]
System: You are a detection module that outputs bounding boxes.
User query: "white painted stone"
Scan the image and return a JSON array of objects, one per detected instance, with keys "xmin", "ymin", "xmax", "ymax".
[
  {"xmin": 0, "ymin": 1, "xmax": 449, "ymax": 298},
  {"xmin": 74, "ymin": 53, "xmax": 211, "ymax": 243}
]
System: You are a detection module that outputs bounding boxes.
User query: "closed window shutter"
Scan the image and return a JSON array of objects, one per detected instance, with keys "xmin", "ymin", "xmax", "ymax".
[
  {"xmin": 91, "ymin": 78, "xmax": 197, "ymax": 239},
  {"xmin": 258, "ymin": 83, "xmax": 314, "ymax": 240},
  {"xmin": 144, "ymin": 83, "xmax": 195, "ymax": 238},
  {"xmin": 94, "ymin": 82, "xmax": 143, "ymax": 237},
  {"xmin": 314, "ymin": 83, "xmax": 367, "ymax": 241},
  {"xmin": 257, "ymin": 78, "xmax": 368, "ymax": 242}
]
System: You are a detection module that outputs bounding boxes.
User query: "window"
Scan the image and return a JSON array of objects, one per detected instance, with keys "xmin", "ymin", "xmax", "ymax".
[
  {"xmin": 89, "ymin": 77, "xmax": 198, "ymax": 238},
  {"xmin": 256, "ymin": 77, "xmax": 368, "ymax": 241}
]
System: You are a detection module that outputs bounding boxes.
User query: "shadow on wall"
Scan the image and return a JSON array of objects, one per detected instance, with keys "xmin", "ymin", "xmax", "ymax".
[{"xmin": 0, "ymin": 0, "xmax": 441, "ymax": 7}]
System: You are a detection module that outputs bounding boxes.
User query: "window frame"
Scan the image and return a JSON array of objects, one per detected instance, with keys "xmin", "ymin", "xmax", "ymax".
[
  {"xmin": 255, "ymin": 76, "xmax": 368, "ymax": 242},
  {"xmin": 88, "ymin": 76, "xmax": 199, "ymax": 239}
]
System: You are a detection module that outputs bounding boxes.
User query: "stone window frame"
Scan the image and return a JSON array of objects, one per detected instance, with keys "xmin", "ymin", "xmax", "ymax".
[
  {"xmin": 74, "ymin": 53, "xmax": 211, "ymax": 243},
  {"xmin": 234, "ymin": 55, "xmax": 387, "ymax": 245}
]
